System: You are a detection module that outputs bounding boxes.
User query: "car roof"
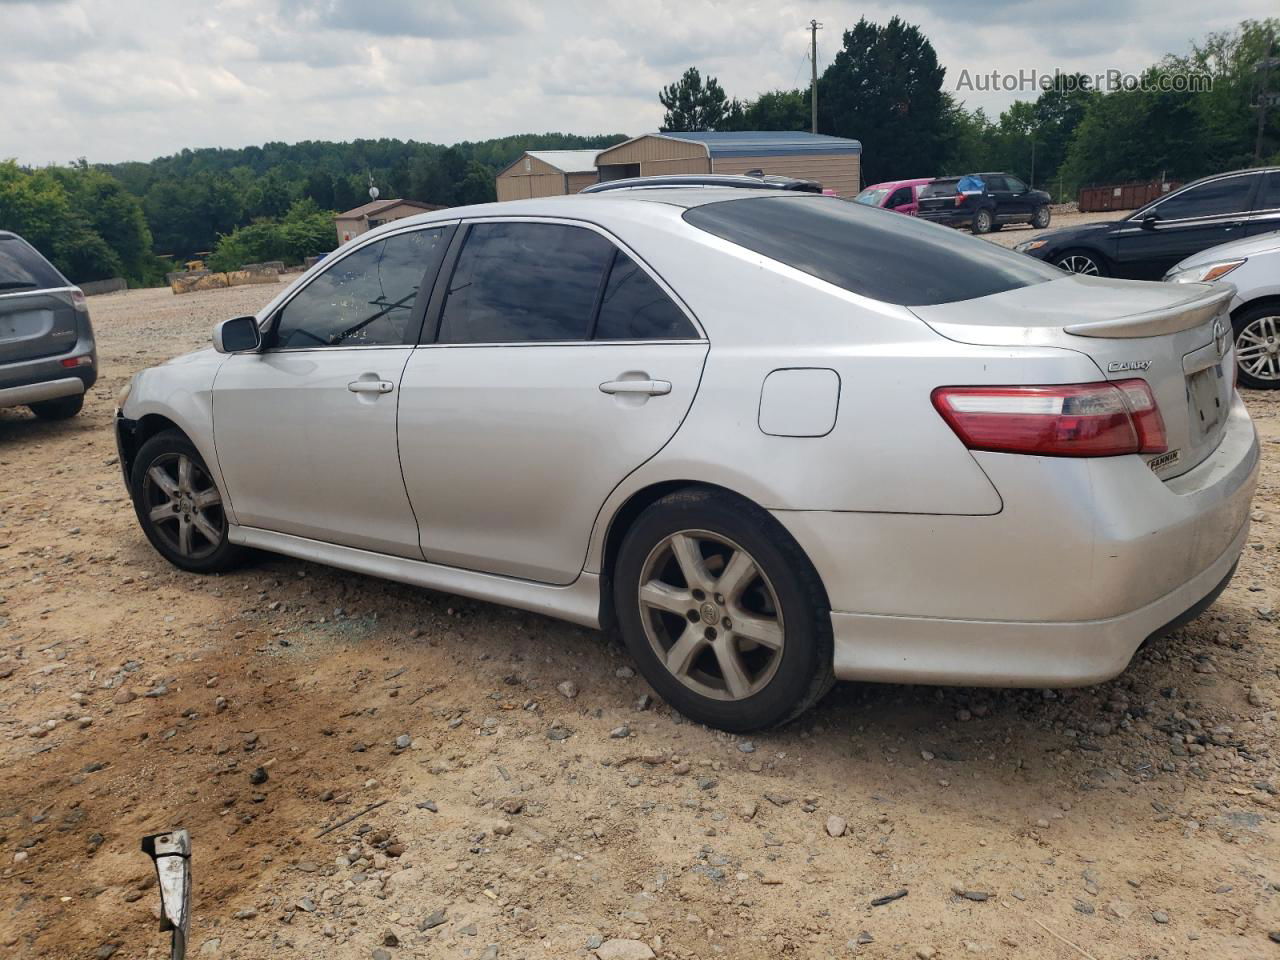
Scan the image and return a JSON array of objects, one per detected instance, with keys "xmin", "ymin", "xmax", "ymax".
[{"xmin": 864, "ymin": 178, "xmax": 933, "ymax": 190}]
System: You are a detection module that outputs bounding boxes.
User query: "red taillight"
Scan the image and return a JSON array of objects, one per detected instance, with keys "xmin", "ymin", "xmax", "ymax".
[
  {"xmin": 932, "ymin": 380, "xmax": 1167, "ymax": 457},
  {"xmin": 71, "ymin": 289, "xmax": 88, "ymax": 311},
  {"xmin": 954, "ymin": 192, "xmax": 965, "ymax": 207},
  {"xmin": 60, "ymin": 355, "xmax": 93, "ymax": 368}
]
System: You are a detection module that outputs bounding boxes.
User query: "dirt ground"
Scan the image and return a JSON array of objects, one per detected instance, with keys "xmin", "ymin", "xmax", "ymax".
[{"xmin": 2, "ymin": 278, "xmax": 1278, "ymax": 960}]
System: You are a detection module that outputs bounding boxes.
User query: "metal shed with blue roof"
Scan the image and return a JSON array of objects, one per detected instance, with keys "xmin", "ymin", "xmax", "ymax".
[{"xmin": 593, "ymin": 131, "xmax": 862, "ymax": 197}]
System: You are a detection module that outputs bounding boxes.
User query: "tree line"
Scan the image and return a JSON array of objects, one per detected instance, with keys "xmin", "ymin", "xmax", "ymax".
[
  {"xmin": 1, "ymin": 133, "xmax": 624, "ymax": 286},
  {"xmin": 660, "ymin": 17, "xmax": 1279, "ymax": 195}
]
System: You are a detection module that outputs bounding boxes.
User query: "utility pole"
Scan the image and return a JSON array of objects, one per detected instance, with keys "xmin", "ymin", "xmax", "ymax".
[
  {"xmin": 809, "ymin": 19, "xmax": 822, "ymax": 134},
  {"xmin": 1255, "ymin": 28, "xmax": 1277, "ymax": 164}
]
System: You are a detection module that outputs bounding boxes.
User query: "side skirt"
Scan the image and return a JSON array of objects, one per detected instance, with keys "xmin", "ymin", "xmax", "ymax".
[{"xmin": 229, "ymin": 525, "xmax": 603, "ymax": 628}]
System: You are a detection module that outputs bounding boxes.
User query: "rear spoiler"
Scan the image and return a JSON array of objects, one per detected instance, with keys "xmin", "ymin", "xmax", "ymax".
[{"xmin": 1064, "ymin": 284, "xmax": 1234, "ymax": 339}]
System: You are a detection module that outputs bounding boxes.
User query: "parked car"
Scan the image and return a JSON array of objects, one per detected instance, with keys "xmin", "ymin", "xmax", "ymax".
[
  {"xmin": 116, "ymin": 188, "xmax": 1258, "ymax": 732},
  {"xmin": 1164, "ymin": 229, "xmax": 1280, "ymax": 389},
  {"xmin": 1018, "ymin": 167, "xmax": 1280, "ymax": 279},
  {"xmin": 853, "ymin": 178, "xmax": 934, "ymax": 216},
  {"xmin": 0, "ymin": 231, "xmax": 96, "ymax": 420},
  {"xmin": 916, "ymin": 173, "xmax": 1053, "ymax": 233},
  {"xmin": 583, "ymin": 174, "xmax": 822, "ymax": 194}
]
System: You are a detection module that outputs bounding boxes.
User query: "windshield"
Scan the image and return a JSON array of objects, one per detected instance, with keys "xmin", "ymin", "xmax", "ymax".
[
  {"xmin": 0, "ymin": 237, "xmax": 66, "ymax": 290},
  {"xmin": 854, "ymin": 188, "xmax": 891, "ymax": 207},
  {"xmin": 683, "ymin": 195, "xmax": 1062, "ymax": 307}
]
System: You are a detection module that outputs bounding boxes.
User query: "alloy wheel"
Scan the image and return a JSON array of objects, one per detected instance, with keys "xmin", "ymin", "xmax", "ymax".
[
  {"xmin": 1058, "ymin": 254, "xmax": 1100, "ymax": 275},
  {"xmin": 637, "ymin": 530, "xmax": 785, "ymax": 701},
  {"xmin": 1235, "ymin": 314, "xmax": 1280, "ymax": 384},
  {"xmin": 141, "ymin": 453, "xmax": 226, "ymax": 560},
  {"xmin": 975, "ymin": 211, "xmax": 992, "ymax": 233},
  {"xmin": 1033, "ymin": 207, "xmax": 1050, "ymax": 228}
]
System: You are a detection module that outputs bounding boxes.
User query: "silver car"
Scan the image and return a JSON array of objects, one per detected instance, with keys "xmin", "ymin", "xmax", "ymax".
[
  {"xmin": 1165, "ymin": 230, "xmax": 1280, "ymax": 389},
  {"xmin": 115, "ymin": 187, "xmax": 1259, "ymax": 731}
]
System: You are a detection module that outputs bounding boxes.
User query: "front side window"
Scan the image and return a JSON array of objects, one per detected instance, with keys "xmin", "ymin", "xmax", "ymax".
[
  {"xmin": 1149, "ymin": 175, "xmax": 1257, "ymax": 221},
  {"xmin": 1256, "ymin": 171, "xmax": 1280, "ymax": 211},
  {"xmin": 595, "ymin": 252, "xmax": 697, "ymax": 340},
  {"xmin": 437, "ymin": 222, "xmax": 615, "ymax": 343},
  {"xmin": 887, "ymin": 187, "xmax": 913, "ymax": 207},
  {"xmin": 1005, "ymin": 176, "xmax": 1027, "ymax": 193},
  {"xmin": 272, "ymin": 227, "xmax": 449, "ymax": 348}
]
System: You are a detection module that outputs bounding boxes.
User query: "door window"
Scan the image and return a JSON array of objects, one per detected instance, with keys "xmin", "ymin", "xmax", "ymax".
[
  {"xmin": 271, "ymin": 227, "xmax": 449, "ymax": 349},
  {"xmin": 1004, "ymin": 176, "xmax": 1027, "ymax": 193},
  {"xmin": 594, "ymin": 252, "xmax": 697, "ymax": 340},
  {"xmin": 1257, "ymin": 171, "xmax": 1280, "ymax": 212},
  {"xmin": 886, "ymin": 187, "xmax": 913, "ymax": 208},
  {"xmin": 984, "ymin": 175, "xmax": 1008, "ymax": 191},
  {"xmin": 438, "ymin": 222, "xmax": 615, "ymax": 343},
  {"xmin": 1149, "ymin": 175, "xmax": 1257, "ymax": 221}
]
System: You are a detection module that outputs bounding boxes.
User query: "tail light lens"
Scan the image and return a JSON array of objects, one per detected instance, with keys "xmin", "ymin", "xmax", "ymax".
[
  {"xmin": 954, "ymin": 192, "xmax": 965, "ymax": 207},
  {"xmin": 71, "ymin": 289, "xmax": 88, "ymax": 311},
  {"xmin": 932, "ymin": 380, "xmax": 1167, "ymax": 457}
]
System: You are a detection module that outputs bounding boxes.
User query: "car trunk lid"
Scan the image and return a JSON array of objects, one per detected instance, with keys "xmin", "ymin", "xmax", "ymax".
[
  {"xmin": 910, "ymin": 274, "xmax": 1236, "ymax": 479},
  {"xmin": 0, "ymin": 289, "xmax": 81, "ymax": 364}
]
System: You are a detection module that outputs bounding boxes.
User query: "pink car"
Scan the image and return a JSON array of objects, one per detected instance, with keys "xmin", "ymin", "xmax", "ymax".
[{"xmin": 853, "ymin": 178, "xmax": 934, "ymax": 216}]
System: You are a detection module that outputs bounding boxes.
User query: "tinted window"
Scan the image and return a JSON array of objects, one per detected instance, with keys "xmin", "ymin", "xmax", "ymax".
[
  {"xmin": 887, "ymin": 187, "xmax": 913, "ymax": 207},
  {"xmin": 683, "ymin": 195, "xmax": 1063, "ymax": 306},
  {"xmin": 438, "ymin": 222, "xmax": 614, "ymax": 343},
  {"xmin": 273, "ymin": 227, "xmax": 448, "ymax": 348},
  {"xmin": 1152, "ymin": 175, "xmax": 1257, "ymax": 220},
  {"xmin": 595, "ymin": 252, "xmax": 697, "ymax": 340},
  {"xmin": 1005, "ymin": 176, "xmax": 1027, "ymax": 193},
  {"xmin": 921, "ymin": 180, "xmax": 958, "ymax": 199},
  {"xmin": 0, "ymin": 237, "xmax": 65, "ymax": 290},
  {"xmin": 984, "ymin": 175, "xmax": 1008, "ymax": 191},
  {"xmin": 957, "ymin": 175, "xmax": 986, "ymax": 193},
  {"xmin": 1257, "ymin": 171, "xmax": 1280, "ymax": 211}
]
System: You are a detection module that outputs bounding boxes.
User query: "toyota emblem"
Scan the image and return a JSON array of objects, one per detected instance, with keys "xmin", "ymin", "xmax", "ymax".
[{"xmin": 1213, "ymin": 318, "xmax": 1230, "ymax": 359}]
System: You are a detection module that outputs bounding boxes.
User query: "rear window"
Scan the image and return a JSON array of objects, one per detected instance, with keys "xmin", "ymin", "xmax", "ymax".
[
  {"xmin": 682, "ymin": 195, "xmax": 1063, "ymax": 307},
  {"xmin": 920, "ymin": 179, "xmax": 959, "ymax": 199},
  {"xmin": 0, "ymin": 236, "xmax": 65, "ymax": 291}
]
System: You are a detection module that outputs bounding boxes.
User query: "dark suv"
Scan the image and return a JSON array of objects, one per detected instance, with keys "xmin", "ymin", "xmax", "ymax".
[
  {"xmin": 0, "ymin": 231, "xmax": 97, "ymax": 420},
  {"xmin": 917, "ymin": 173, "xmax": 1053, "ymax": 234},
  {"xmin": 1015, "ymin": 167, "xmax": 1280, "ymax": 280}
]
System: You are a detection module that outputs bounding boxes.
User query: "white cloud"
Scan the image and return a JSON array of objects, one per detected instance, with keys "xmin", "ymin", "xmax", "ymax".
[{"xmin": 0, "ymin": 0, "xmax": 1272, "ymax": 165}]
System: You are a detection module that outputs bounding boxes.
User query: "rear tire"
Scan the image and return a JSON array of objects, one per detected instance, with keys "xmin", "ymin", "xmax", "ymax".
[
  {"xmin": 29, "ymin": 394, "xmax": 83, "ymax": 420},
  {"xmin": 1232, "ymin": 303, "xmax": 1280, "ymax": 390},
  {"xmin": 130, "ymin": 429, "xmax": 243, "ymax": 573},
  {"xmin": 971, "ymin": 209, "xmax": 994, "ymax": 234},
  {"xmin": 612, "ymin": 488, "xmax": 834, "ymax": 732}
]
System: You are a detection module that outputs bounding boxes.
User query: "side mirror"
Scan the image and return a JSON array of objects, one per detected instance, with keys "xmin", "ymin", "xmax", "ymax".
[
  {"xmin": 1141, "ymin": 213, "xmax": 1160, "ymax": 231},
  {"xmin": 142, "ymin": 830, "xmax": 191, "ymax": 958},
  {"xmin": 213, "ymin": 315, "xmax": 262, "ymax": 353}
]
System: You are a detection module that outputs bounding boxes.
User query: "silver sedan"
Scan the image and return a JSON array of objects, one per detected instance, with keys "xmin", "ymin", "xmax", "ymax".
[{"xmin": 115, "ymin": 186, "xmax": 1259, "ymax": 731}]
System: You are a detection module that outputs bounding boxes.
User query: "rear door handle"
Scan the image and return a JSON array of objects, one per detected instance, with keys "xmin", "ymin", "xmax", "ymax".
[
  {"xmin": 599, "ymin": 379, "xmax": 671, "ymax": 396},
  {"xmin": 348, "ymin": 379, "xmax": 394, "ymax": 394}
]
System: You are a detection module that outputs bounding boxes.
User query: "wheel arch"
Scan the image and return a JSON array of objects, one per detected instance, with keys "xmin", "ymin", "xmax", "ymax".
[
  {"xmin": 1232, "ymin": 294, "xmax": 1280, "ymax": 323},
  {"xmin": 596, "ymin": 479, "xmax": 831, "ymax": 630}
]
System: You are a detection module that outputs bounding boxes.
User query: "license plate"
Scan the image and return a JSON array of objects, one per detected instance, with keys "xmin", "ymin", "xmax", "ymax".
[{"xmin": 1188, "ymin": 365, "xmax": 1224, "ymax": 438}]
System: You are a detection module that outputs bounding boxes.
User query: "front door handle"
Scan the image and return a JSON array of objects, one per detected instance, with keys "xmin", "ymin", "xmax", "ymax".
[
  {"xmin": 348, "ymin": 379, "xmax": 394, "ymax": 394},
  {"xmin": 599, "ymin": 379, "xmax": 672, "ymax": 397}
]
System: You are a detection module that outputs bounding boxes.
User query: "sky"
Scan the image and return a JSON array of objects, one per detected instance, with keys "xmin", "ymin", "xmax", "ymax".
[{"xmin": 0, "ymin": 0, "xmax": 1274, "ymax": 166}]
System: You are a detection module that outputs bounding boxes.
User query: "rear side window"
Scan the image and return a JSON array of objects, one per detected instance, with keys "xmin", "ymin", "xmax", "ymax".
[
  {"xmin": 0, "ymin": 237, "xmax": 66, "ymax": 290},
  {"xmin": 683, "ymin": 195, "xmax": 1063, "ymax": 307},
  {"xmin": 1254, "ymin": 171, "xmax": 1280, "ymax": 211},
  {"xmin": 957, "ymin": 175, "xmax": 986, "ymax": 193},
  {"xmin": 438, "ymin": 222, "xmax": 614, "ymax": 343},
  {"xmin": 595, "ymin": 252, "xmax": 697, "ymax": 340}
]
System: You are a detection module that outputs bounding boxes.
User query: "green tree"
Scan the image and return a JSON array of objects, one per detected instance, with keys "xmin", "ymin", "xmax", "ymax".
[
  {"xmin": 817, "ymin": 17, "xmax": 949, "ymax": 183},
  {"xmin": 722, "ymin": 89, "xmax": 811, "ymax": 131},
  {"xmin": 659, "ymin": 67, "xmax": 730, "ymax": 132}
]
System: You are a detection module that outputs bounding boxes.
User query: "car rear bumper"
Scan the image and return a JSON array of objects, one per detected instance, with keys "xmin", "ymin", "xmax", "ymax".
[
  {"xmin": 773, "ymin": 391, "xmax": 1259, "ymax": 686},
  {"xmin": 0, "ymin": 336, "xmax": 97, "ymax": 409},
  {"xmin": 917, "ymin": 211, "xmax": 969, "ymax": 226}
]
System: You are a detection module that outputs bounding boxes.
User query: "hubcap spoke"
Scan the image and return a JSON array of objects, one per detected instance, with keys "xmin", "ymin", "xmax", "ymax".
[
  {"xmin": 149, "ymin": 503, "xmax": 177, "ymax": 524},
  {"xmin": 716, "ymin": 550, "xmax": 757, "ymax": 603},
  {"xmin": 177, "ymin": 456, "xmax": 193, "ymax": 495},
  {"xmin": 639, "ymin": 580, "xmax": 693, "ymax": 616},
  {"xmin": 148, "ymin": 465, "xmax": 179, "ymax": 498},
  {"xmin": 670, "ymin": 533, "xmax": 712, "ymax": 591},
  {"xmin": 731, "ymin": 614, "xmax": 784, "ymax": 650},
  {"xmin": 177, "ymin": 517, "xmax": 193, "ymax": 555},
  {"xmin": 192, "ymin": 486, "xmax": 222, "ymax": 508},
  {"xmin": 713, "ymin": 641, "xmax": 751, "ymax": 699},
  {"xmin": 666, "ymin": 624, "xmax": 707, "ymax": 677},
  {"xmin": 191, "ymin": 513, "xmax": 221, "ymax": 545}
]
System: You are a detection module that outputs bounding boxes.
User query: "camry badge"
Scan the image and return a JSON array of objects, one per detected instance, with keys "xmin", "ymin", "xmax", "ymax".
[{"xmin": 1107, "ymin": 360, "xmax": 1153, "ymax": 372}]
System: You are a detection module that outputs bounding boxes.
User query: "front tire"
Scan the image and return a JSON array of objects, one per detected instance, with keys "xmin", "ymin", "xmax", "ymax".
[
  {"xmin": 1232, "ymin": 304, "xmax": 1280, "ymax": 389},
  {"xmin": 130, "ymin": 430, "xmax": 242, "ymax": 573},
  {"xmin": 29, "ymin": 394, "xmax": 84, "ymax": 420},
  {"xmin": 612, "ymin": 488, "xmax": 834, "ymax": 732},
  {"xmin": 1032, "ymin": 205, "xmax": 1051, "ymax": 229},
  {"xmin": 971, "ymin": 209, "xmax": 994, "ymax": 234},
  {"xmin": 1053, "ymin": 249, "xmax": 1109, "ymax": 277}
]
